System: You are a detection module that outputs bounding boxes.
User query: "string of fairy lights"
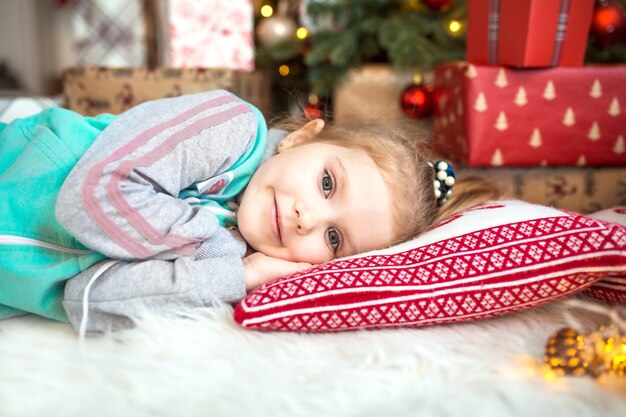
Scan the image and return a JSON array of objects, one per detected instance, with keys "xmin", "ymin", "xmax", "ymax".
[{"xmin": 256, "ymin": 1, "xmax": 309, "ymax": 80}]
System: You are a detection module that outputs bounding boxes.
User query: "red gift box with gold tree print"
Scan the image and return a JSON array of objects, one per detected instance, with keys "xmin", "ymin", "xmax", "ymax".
[{"xmin": 433, "ymin": 62, "xmax": 626, "ymax": 167}]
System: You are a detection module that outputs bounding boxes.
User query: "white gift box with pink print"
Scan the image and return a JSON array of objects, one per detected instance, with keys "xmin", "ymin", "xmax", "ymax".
[{"xmin": 166, "ymin": 0, "xmax": 254, "ymax": 71}]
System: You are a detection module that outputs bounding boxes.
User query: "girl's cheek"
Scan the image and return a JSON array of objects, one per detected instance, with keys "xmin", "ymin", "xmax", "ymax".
[{"xmin": 288, "ymin": 242, "xmax": 330, "ymax": 264}]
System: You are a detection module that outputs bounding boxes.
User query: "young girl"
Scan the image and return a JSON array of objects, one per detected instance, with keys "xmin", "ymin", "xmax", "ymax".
[{"xmin": 0, "ymin": 90, "xmax": 500, "ymax": 333}]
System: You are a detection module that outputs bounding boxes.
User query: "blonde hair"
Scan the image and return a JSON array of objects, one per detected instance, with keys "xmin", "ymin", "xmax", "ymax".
[{"xmin": 276, "ymin": 119, "xmax": 505, "ymax": 246}]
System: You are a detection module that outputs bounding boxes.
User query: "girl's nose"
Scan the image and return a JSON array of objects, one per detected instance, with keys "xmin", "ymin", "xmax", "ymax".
[{"xmin": 294, "ymin": 201, "xmax": 315, "ymax": 234}]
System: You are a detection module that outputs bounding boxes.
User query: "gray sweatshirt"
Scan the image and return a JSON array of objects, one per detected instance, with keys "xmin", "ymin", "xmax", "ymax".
[{"xmin": 56, "ymin": 90, "xmax": 265, "ymax": 334}]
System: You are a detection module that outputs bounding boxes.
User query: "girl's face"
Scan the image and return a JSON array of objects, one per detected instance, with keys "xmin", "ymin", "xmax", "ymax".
[{"xmin": 237, "ymin": 141, "xmax": 395, "ymax": 264}]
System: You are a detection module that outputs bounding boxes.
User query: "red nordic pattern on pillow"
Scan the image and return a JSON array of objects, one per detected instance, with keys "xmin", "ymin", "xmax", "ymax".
[
  {"xmin": 584, "ymin": 277, "xmax": 626, "ymax": 304},
  {"xmin": 583, "ymin": 207, "xmax": 626, "ymax": 305},
  {"xmin": 235, "ymin": 210, "xmax": 626, "ymax": 332}
]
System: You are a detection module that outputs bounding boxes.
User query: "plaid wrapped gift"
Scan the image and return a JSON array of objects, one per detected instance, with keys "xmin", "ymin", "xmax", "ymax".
[{"xmin": 73, "ymin": 0, "xmax": 147, "ymax": 66}]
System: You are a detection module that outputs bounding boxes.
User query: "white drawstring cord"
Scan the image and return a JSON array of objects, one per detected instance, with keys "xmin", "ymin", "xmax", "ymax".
[{"xmin": 79, "ymin": 260, "xmax": 120, "ymax": 340}]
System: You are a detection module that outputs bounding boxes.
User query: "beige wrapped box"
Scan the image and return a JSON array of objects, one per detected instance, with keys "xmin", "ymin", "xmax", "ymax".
[
  {"xmin": 333, "ymin": 64, "xmax": 415, "ymax": 124},
  {"xmin": 63, "ymin": 67, "xmax": 271, "ymax": 117},
  {"xmin": 459, "ymin": 166, "xmax": 626, "ymax": 214}
]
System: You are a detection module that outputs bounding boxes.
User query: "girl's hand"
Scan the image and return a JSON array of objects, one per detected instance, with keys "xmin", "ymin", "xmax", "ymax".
[{"xmin": 243, "ymin": 252, "xmax": 312, "ymax": 292}]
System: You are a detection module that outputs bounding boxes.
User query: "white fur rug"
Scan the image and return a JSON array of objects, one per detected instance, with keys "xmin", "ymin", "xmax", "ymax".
[{"xmin": 1, "ymin": 297, "xmax": 624, "ymax": 417}]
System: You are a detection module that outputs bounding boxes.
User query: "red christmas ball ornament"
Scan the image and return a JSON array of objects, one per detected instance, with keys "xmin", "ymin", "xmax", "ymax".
[
  {"xmin": 423, "ymin": 0, "xmax": 453, "ymax": 12},
  {"xmin": 304, "ymin": 96, "xmax": 324, "ymax": 119},
  {"xmin": 400, "ymin": 83, "xmax": 434, "ymax": 119},
  {"xmin": 590, "ymin": 0, "xmax": 626, "ymax": 46}
]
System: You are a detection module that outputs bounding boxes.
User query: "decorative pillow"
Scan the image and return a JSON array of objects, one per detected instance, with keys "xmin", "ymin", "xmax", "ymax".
[
  {"xmin": 234, "ymin": 200, "xmax": 626, "ymax": 332},
  {"xmin": 588, "ymin": 206, "xmax": 626, "ymax": 227},
  {"xmin": 583, "ymin": 207, "xmax": 626, "ymax": 305}
]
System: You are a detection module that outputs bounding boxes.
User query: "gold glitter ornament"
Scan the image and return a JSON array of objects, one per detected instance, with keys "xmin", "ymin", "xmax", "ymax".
[
  {"xmin": 594, "ymin": 333, "xmax": 626, "ymax": 377},
  {"xmin": 543, "ymin": 299, "xmax": 626, "ymax": 379},
  {"xmin": 544, "ymin": 327, "xmax": 599, "ymax": 377}
]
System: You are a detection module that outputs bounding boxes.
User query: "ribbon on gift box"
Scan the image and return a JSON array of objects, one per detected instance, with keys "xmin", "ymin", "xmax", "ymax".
[
  {"xmin": 552, "ymin": 0, "xmax": 571, "ymax": 66},
  {"xmin": 487, "ymin": 0, "xmax": 500, "ymax": 64},
  {"xmin": 487, "ymin": 0, "xmax": 572, "ymax": 67}
]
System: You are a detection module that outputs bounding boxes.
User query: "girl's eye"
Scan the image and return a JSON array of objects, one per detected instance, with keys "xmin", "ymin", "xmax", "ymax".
[
  {"xmin": 321, "ymin": 171, "xmax": 334, "ymax": 197},
  {"xmin": 327, "ymin": 227, "xmax": 342, "ymax": 253}
]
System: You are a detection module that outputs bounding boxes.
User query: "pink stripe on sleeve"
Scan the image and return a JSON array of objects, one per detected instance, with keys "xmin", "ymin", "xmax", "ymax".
[
  {"xmin": 105, "ymin": 103, "xmax": 251, "ymax": 248},
  {"xmin": 81, "ymin": 94, "xmax": 239, "ymax": 258}
]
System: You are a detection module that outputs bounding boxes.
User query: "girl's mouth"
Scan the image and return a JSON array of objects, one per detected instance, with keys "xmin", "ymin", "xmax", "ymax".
[{"xmin": 271, "ymin": 194, "xmax": 283, "ymax": 245}]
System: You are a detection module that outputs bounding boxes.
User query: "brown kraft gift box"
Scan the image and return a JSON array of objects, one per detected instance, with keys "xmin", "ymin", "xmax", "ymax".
[
  {"xmin": 458, "ymin": 165, "xmax": 626, "ymax": 214},
  {"xmin": 63, "ymin": 67, "xmax": 271, "ymax": 117}
]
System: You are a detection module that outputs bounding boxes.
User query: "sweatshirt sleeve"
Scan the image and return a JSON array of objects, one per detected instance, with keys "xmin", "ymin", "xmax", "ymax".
[
  {"xmin": 56, "ymin": 90, "xmax": 262, "ymax": 260},
  {"xmin": 62, "ymin": 228, "xmax": 247, "ymax": 334}
]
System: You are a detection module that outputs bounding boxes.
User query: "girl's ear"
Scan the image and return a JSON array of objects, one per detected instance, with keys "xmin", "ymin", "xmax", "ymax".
[{"xmin": 277, "ymin": 119, "xmax": 325, "ymax": 152}]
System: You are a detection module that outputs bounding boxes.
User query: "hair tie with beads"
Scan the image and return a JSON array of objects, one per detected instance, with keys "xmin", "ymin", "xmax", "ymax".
[{"xmin": 429, "ymin": 160, "xmax": 456, "ymax": 205}]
